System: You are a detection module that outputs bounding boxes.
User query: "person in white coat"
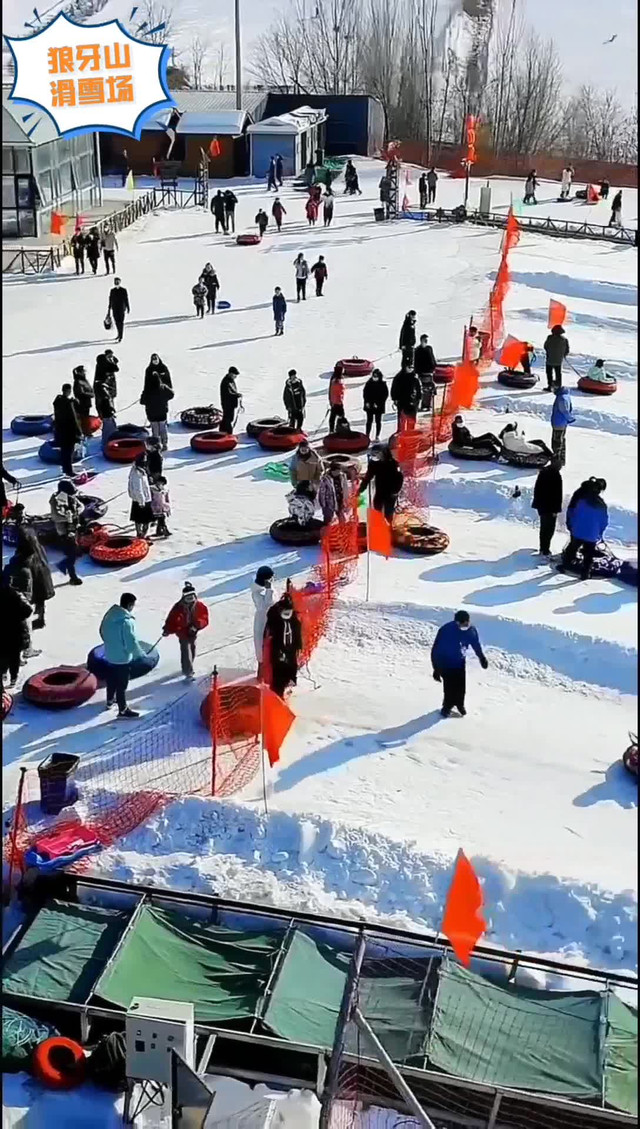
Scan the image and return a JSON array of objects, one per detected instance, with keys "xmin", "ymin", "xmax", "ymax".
[
  {"xmin": 560, "ymin": 166, "xmax": 573, "ymax": 199},
  {"xmin": 293, "ymin": 254, "xmax": 310, "ymax": 301},
  {"xmin": 500, "ymin": 423, "xmax": 552, "ymax": 458},
  {"xmin": 252, "ymin": 565, "xmax": 275, "ymax": 676},
  {"xmin": 127, "ymin": 453, "xmax": 153, "ymax": 538}
]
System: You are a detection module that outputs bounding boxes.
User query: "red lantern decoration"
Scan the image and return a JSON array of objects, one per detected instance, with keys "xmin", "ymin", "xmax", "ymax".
[{"xmin": 209, "ymin": 138, "xmax": 221, "ymax": 159}]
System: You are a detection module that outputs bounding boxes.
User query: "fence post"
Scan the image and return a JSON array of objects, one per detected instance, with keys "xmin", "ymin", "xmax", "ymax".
[
  {"xmin": 319, "ymin": 927, "xmax": 366, "ymax": 1127},
  {"xmin": 210, "ymin": 666, "xmax": 219, "ymax": 797},
  {"xmin": 7, "ymin": 767, "xmax": 27, "ymax": 897}
]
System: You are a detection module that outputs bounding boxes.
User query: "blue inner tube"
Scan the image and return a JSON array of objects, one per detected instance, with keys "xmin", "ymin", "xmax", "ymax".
[
  {"xmin": 217, "ymin": 300, "xmax": 231, "ymax": 309},
  {"xmin": 11, "ymin": 414, "xmax": 54, "ymax": 437},
  {"xmin": 38, "ymin": 440, "xmax": 84, "ymax": 465},
  {"xmin": 86, "ymin": 643, "xmax": 160, "ymax": 682}
]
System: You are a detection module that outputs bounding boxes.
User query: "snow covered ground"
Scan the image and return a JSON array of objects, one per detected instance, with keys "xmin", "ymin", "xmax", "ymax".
[{"xmin": 3, "ymin": 160, "xmax": 637, "ymax": 981}]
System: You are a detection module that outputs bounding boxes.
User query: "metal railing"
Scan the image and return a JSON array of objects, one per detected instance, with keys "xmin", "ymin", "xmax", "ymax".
[
  {"xmin": 405, "ymin": 205, "xmax": 637, "ymax": 245},
  {"xmin": 2, "ymin": 245, "xmax": 65, "ymax": 274}
]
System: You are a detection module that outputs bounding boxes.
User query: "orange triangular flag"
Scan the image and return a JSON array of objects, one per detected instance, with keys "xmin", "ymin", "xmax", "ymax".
[
  {"xmin": 367, "ymin": 507, "xmax": 392, "ymax": 558},
  {"xmin": 261, "ymin": 686, "xmax": 295, "ymax": 767},
  {"xmin": 451, "ymin": 360, "xmax": 479, "ymax": 411},
  {"xmin": 499, "ymin": 335, "xmax": 528, "ymax": 369},
  {"xmin": 209, "ymin": 137, "xmax": 221, "ymax": 158},
  {"xmin": 548, "ymin": 298, "xmax": 567, "ymax": 328},
  {"xmin": 50, "ymin": 211, "xmax": 65, "ymax": 235},
  {"xmin": 442, "ymin": 850, "xmax": 487, "ymax": 966}
]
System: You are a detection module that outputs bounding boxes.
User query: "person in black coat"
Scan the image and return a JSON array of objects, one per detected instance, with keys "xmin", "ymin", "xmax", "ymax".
[
  {"xmin": 362, "ymin": 369, "xmax": 389, "ymax": 441},
  {"xmin": 399, "ymin": 310, "xmax": 417, "ymax": 367},
  {"xmin": 200, "ymin": 265, "xmax": 220, "ymax": 314},
  {"xmin": 283, "ymin": 370, "xmax": 307, "ymax": 430},
  {"xmin": 70, "ymin": 231, "xmax": 86, "ymax": 274},
  {"xmin": 413, "ymin": 334, "xmax": 437, "ymax": 410},
  {"xmin": 211, "ymin": 190, "xmax": 227, "ymax": 233},
  {"xmin": 390, "ymin": 367, "xmax": 422, "ymax": 429},
  {"xmin": 52, "ymin": 384, "xmax": 82, "ymax": 478},
  {"xmin": 1, "ymin": 580, "xmax": 32, "ymax": 687},
  {"xmin": 72, "ymin": 364, "xmax": 94, "ymax": 435},
  {"xmin": 11, "ymin": 506, "xmax": 55, "ymax": 627},
  {"xmin": 85, "ymin": 227, "xmax": 101, "ymax": 274},
  {"xmin": 142, "ymin": 354, "xmax": 172, "ymax": 399},
  {"xmin": 451, "ymin": 416, "xmax": 501, "ymax": 457},
  {"xmin": 418, "ymin": 173, "xmax": 427, "ymax": 209},
  {"xmin": 140, "ymin": 370, "xmax": 174, "ymax": 450},
  {"xmin": 264, "ymin": 594, "xmax": 302, "ymax": 698},
  {"xmin": 107, "ymin": 278, "xmax": 130, "ymax": 343},
  {"xmin": 359, "ymin": 446, "xmax": 404, "ymax": 520},
  {"xmin": 220, "ymin": 367, "xmax": 242, "ymax": 434},
  {"xmin": 223, "ymin": 190, "xmax": 238, "ymax": 233},
  {"xmin": 275, "ymin": 154, "xmax": 284, "ymax": 186},
  {"xmin": 1, "ymin": 465, "xmax": 20, "ymax": 511},
  {"xmin": 94, "ymin": 350, "xmax": 119, "ymax": 446},
  {"xmin": 145, "ymin": 437, "xmax": 164, "ymax": 482},
  {"xmin": 532, "ymin": 458, "xmax": 563, "ymax": 557}
]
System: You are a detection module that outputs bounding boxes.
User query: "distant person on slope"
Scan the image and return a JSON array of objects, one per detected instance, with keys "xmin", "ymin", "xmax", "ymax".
[
  {"xmin": 328, "ymin": 368, "xmax": 346, "ymax": 432},
  {"xmin": 426, "ymin": 167, "xmax": 438, "ymax": 203},
  {"xmin": 192, "ymin": 277, "xmax": 207, "ymax": 318},
  {"xmin": 559, "ymin": 165, "xmax": 574, "ymax": 199},
  {"xmin": 223, "ymin": 189, "xmax": 238, "ymax": 233},
  {"xmin": 267, "ymin": 156, "xmax": 278, "ymax": 191},
  {"xmin": 99, "ymin": 592, "xmax": 145, "ymax": 718},
  {"xmin": 431, "ymin": 609, "xmax": 488, "ymax": 718},
  {"xmin": 128, "ymin": 453, "xmax": 153, "ymax": 538},
  {"xmin": 418, "ymin": 172, "xmax": 427, "ymax": 209},
  {"xmin": 85, "ymin": 227, "xmax": 101, "ymax": 275},
  {"xmin": 52, "ymin": 383, "xmax": 83, "ymax": 478},
  {"xmin": 211, "ymin": 190, "xmax": 227, "ymax": 234},
  {"xmin": 72, "ymin": 365, "xmax": 95, "ymax": 437},
  {"xmin": 200, "ymin": 263, "xmax": 220, "ymax": 314},
  {"xmin": 275, "ymin": 154, "xmax": 284, "ymax": 186},
  {"xmin": 362, "ymin": 369, "xmax": 389, "ymax": 441},
  {"xmin": 94, "ymin": 349, "xmax": 119, "ymax": 447},
  {"xmin": 414, "ymin": 333, "xmax": 437, "ymax": 410},
  {"xmin": 391, "ymin": 365, "xmax": 422, "ymax": 430},
  {"xmin": 599, "ymin": 177, "xmax": 610, "ymax": 200},
  {"xmin": 283, "ymin": 370, "xmax": 307, "ymax": 430},
  {"xmin": 310, "ymin": 255, "xmax": 328, "ymax": 296},
  {"xmin": 294, "ymin": 253, "xmax": 309, "ymax": 301},
  {"xmin": 101, "ymin": 224, "xmax": 118, "ymax": 274},
  {"xmin": 399, "ymin": 310, "xmax": 417, "ymax": 367},
  {"xmin": 107, "ymin": 277, "xmax": 130, "ymax": 343},
  {"xmin": 255, "ymin": 208, "xmax": 269, "ymax": 236},
  {"xmin": 220, "ymin": 367, "xmax": 242, "ymax": 434},
  {"xmin": 306, "ymin": 195, "xmax": 319, "ymax": 226},
  {"xmin": 272, "ymin": 287, "xmax": 287, "ymax": 335},
  {"xmin": 323, "ymin": 189, "xmax": 335, "ymax": 227},
  {"xmin": 272, "ymin": 197, "xmax": 286, "ymax": 232},
  {"xmin": 523, "ymin": 170, "xmax": 538, "ymax": 204},
  {"xmin": 252, "ymin": 565, "xmax": 275, "ymax": 677},
  {"xmin": 532, "ymin": 457, "xmax": 563, "ymax": 557},
  {"xmin": 49, "ymin": 479, "xmax": 82, "ymax": 585},
  {"xmin": 163, "ymin": 581, "xmax": 209, "ymax": 681},
  {"xmin": 609, "ymin": 190, "xmax": 623, "ymax": 227}
]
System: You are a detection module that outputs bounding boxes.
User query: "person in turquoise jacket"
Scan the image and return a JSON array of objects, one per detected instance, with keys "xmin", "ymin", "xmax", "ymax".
[{"xmin": 99, "ymin": 592, "xmax": 146, "ymax": 719}]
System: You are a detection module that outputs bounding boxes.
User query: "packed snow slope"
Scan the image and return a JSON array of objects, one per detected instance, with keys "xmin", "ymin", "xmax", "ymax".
[{"xmin": 2, "ymin": 159, "xmax": 637, "ymax": 970}]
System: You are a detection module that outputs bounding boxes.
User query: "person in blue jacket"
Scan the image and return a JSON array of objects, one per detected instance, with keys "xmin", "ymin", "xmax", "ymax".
[
  {"xmin": 558, "ymin": 478, "xmax": 608, "ymax": 580},
  {"xmin": 272, "ymin": 287, "xmax": 287, "ymax": 336},
  {"xmin": 99, "ymin": 592, "xmax": 146, "ymax": 719},
  {"xmin": 431, "ymin": 610, "xmax": 488, "ymax": 718},
  {"xmin": 550, "ymin": 385, "xmax": 575, "ymax": 468}
]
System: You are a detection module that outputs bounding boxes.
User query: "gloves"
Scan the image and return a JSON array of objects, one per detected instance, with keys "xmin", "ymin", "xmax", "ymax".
[
  {"xmin": 433, "ymin": 670, "xmax": 441, "ymax": 682},
  {"xmin": 480, "ymin": 656, "xmax": 489, "ymax": 670}
]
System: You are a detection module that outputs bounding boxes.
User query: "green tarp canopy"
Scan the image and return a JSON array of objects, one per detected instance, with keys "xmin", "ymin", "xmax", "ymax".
[
  {"xmin": 3, "ymin": 901, "xmax": 130, "ymax": 1004},
  {"xmin": 426, "ymin": 960, "xmax": 638, "ymax": 1115},
  {"xmin": 96, "ymin": 905, "xmax": 284, "ymax": 1026}
]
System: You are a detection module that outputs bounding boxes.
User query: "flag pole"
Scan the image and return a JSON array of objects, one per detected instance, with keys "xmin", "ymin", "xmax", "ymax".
[
  {"xmin": 260, "ymin": 684, "xmax": 269, "ymax": 814},
  {"xmin": 365, "ymin": 483, "xmax": 372, "ymax": 603}
]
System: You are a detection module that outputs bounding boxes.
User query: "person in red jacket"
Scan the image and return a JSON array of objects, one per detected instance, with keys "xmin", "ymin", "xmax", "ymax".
[
  {"xmin": 328, "ymin": 366, "xmax": 346, "ymax": 431},
  {"xmin": 163, "ymin": 581, "xmax": 209, "ymax": 680}
]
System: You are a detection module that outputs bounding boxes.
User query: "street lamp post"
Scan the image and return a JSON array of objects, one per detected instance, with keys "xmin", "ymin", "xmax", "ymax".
[{"xmin": 234, "ymin": 0, "xmax": 242, "ymax": 110}]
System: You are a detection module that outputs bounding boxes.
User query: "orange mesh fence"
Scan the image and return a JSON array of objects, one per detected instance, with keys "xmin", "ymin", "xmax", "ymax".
[{"xmin": 207, "ymin": 676, "xmax": 262, "ymax": 798}]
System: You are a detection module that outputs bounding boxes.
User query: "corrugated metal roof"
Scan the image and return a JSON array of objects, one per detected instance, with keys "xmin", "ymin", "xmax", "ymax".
[
  {"xmin": 248, "ymin": 105, "xmax": 327, "ymax": 135},
  {"xmin": 2, "ymin": 88, "xmax": 60, "ymax": 146},
  {"xmin": 167, "ymin": 90, "xmax": 268, "ymax": 116},
  {"xmin": 144, "ymin": 109, "xmax": 249, "ymax": 135}
]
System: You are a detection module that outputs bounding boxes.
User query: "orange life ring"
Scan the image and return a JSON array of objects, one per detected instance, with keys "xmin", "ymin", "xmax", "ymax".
[
  {"xmin": 578, "ymin": 376, "xmax": 617, "ymax": 396},
  {"xmin": 391, "ymin": 515, "xmax": 450, "ymax": 555},
  {"xmin": 338, "ymin": 357, "xmax": 374, "ymax": 378},
  {"xmin": 104, "ymin": 437, "xmax": 147, "ymax": 463},
  {"xmin": 32, "ymin": 1037, "xmax": 86, "ymax": 1090},
  {"xmin": 258, "ymin": 426, "xmax": 306, "ymax": 451},
  {"xmin": 89, "ymin": 534, "xmax": 150, "ymax": 567},
  {"xmin": 190, "ymin": 430, "xmax": 238, "ymax": 454},
  {"xmin": 323, "ymin": 431, "xmax": 370, "ymax": 454}
]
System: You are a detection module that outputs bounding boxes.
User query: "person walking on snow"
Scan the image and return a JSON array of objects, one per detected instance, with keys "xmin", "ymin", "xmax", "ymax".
[
  {"xmin": 85, "ymin": 227, "xmax": 101, "ymax": 275},
  {"xmin": 558, "ymin": 478, "xmax": 608, "ymax": 580},
  {"xmin": 362, "ymin": 369, "xmax": 389, "ymax": 441},
  {"xmin": 150, "ymin": 474, "xmax": 171, "ymax": 537},
  {"xmin": 255, "ymin": 208, "xmax": 268, "ymax": 236},
  {"xmin": 294, "ymin": 253, "xmax": 309, "ymax": 301},
  {"xmin": 543, "ymin": 324, "xmax": 570, "ymax": 391},
  {"xmin": 220, "ymin": 366, "xmax": 242, "ymax": 434},
  {"xmin": 192, "ymin": 277, "xmax": 207, "ymax": 318},
  {"xmin": 272, "ymin": 197, "xmax": 286, "ymax": 231},
  {"xmin": 306, "ymin": 195, "xmax": 319, "ymax": 226},
  {"xmin": 523, "ymin": 170, "xmax": 538, "ymax": 204},
  {"xmin": 163, "ymin": 581, "xmax": 209, "ymax": 680},
  {"xmin": 49, "ymin": 479, "xmax": 82, "ymax": 585},
  {"xmin": 10, "ymin": 507, "xmax": 55, "ymax": 628},
  {"xmin": 267, "ymin": 157, "xmax": 277, "ymax": 191},
  {"xmin": 263, "ymin": 594, "xmax": 303, "ymax": 698},
  {"xmin": 550, "ymin": 385, "xmax": 575, "ymax": 467},
  {"xmin": 560, "ymin": 166, "xmax": 574, "ymax": 199},
  {"xmin": 0, "ymin": 580, "xmax": 32, "ymax": 688},
  {"xmin": 599, "ymin": 178, "xmax": 610, "ymax": 200},
  {"xmin": 128, "ymin": 453, "xmax": 153, "ymax": 538},
  {"xmin": 323, "ymin": 190, "xmax": 335, "ymax": 227},
  {"xmin": 252, "ymin": 565, "xmax": 275, "ymax": 676},
  {"xmin": 275, "ymin": 154, "xmax": 284, "ymax": 186},
  {"xmin": 223, "ymin": 189, "xmax": 238, "ymax": 233},
  {"xmin": 101, "ymin": 225, "xmax": 118, "ymax": 274},
  {"xmin": 107, "ymin": 277, "xmax": 130, "ymax": 343},
  {"xmin": 609, "ymin": 190, "xmax": 622, "ymax": 227},
  {"xmin": 311, "ymin": 255, "xmax": 328, "ymax": 296},
  {"xmin": 427, "ymin": 167, "xmax": 438, "ymax": 203},
  {"xmin": 211, "ymin": 190, "xmax": 227, "ymax": 234},
  {"xmin": 465, "ymin": 324, "xmax": 482, "ymax": 363},
  {"xmin": 418, "ymin": 173, "xmax": 427, "ymax": 209},
  {"xmin": 532, "ymin": 458, "xmax": 563, "ymax": 557},
  {"xmin": 272, "ymin": 287, "xmax": 287, "ymax": 335},
  {"xmin": 359, "ymin": 445, "xmax": 404, "ymax": 521},
  {"xmin": 328, "ymin": 368, "xmax": 346, "ymax": 432},
  {"xmin": 431, "ymin": 610, "xmax": 488, "ymax": 718},
  {"xmin": 70, "ymin": 230, "xmax": 86, "ymax": 274},
  {"xmin": 399, "ymin": 310, "xmax": 417, "ymax": 367},
  {"xmin": 99, "ymin": 593, "xmax": 145, "ymax": 718},
  {"xmin": 200, "ymin": 264, "xmax": 220, "ymax": 314},
  {"xmin": 283, "ymin": 370, "xmax": 307, "ymax": 430},
  {"xmin": 72, "ymin": 365, "xmax": 94, "ymax": 437},
  {"xmin": 52, "ymin": 383, "xmax": 82, "ymax": 478}
]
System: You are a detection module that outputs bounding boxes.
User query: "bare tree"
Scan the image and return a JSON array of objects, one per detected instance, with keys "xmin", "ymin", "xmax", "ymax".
[
  {"xmin": 213, "ymin": 44, "xmax": 228, "ymax": 90},
  {"xmin": 189, "ymin": 35, "xmax": 210, "ymax": 89},
  {"xmin": 250, "ymin": 0, "xmax": 360, "ymax": 95},
  {"xmin": 137, "ymin": 1, "xmax": 177, "ymax": 46}
]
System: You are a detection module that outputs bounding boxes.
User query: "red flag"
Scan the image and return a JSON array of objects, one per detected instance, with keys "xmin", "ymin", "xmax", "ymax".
[
  {"xmin": 450, "ymin": 360, "xmax": 479, "ymax": 411},
  {"xmin": 587, "ymin": 183, "xmax": 600, "ymax": 203},
  {"xmin": 499, "ymin": 336, "xmax": 528, "ymax": 369},
  {"xmin": 209, "ymin": 137, "xmax": 221, "ymax": 159},
  {"xmin": 504, "ymin": 206, "xmax": 520, "ymax": 250},
  {"xmin": 367, "ymin": 507, "xmax": 392, "ymax": 558},
  {"xmin": 548, "ymin": 298, "xmax": 567, "ymax": 328},
  {"xmin": 442, "ymin": 850, "xmax": 487, "ymax": 966},
  {"xmin": 261, "ymin": 687, "xmax": 295, "ymax": 767},
  {"xmin": 50, "ymin": 211, "xmax": 65, "ymax": 235}
]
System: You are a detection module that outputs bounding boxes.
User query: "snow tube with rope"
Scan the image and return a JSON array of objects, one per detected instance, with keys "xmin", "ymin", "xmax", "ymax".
[
  {"xmin": 109, "ymin": 424, "xmax": 150, "ymax": 442},
  {"xmin": 104, "ymin": 437, "xmax": 147, "ymax": 463},
  {"xmin": 337, "ymin": 357, "xmax": 374, "ymax": 378},
  {"xmin": 433, "ymin": 364, "xmax": 455, "ymax": 385},
  {"xmin": 32, "ymin": 1037, "xmax": 86, "ymax": 1090},
  {"xmin": 38, "ymin": 440, "xmax": 84, "ymax": 466},
  {"xmin": 246, "ymin": 416, "xmax": 286, "ymax": 439},
  {"xmin": 11, "ymin": 414, "xmax": 53, "ymax": 436},
  {"xmin": 501, "ymin": 447, "xmax": 551, "ymax": 468},
  {"xmin": 323, "ymin": 431, "xmax": 370, "ymax": 454},
  {"xmin": 23, "ymin": 666, "xmax": 98, "ymax": 710},
  {"xmin": 236, "ymin": 233, "xmax": 261, "ymax": 246},
  {"xmin": 2, "ymin": 691, "xmax": 13, "ymax": 721},
  {"xmin": 391, "ymin": 515, "xmax": 450, "ymax": 555},
  {"xmin": 258, "ymin": 426, "xmax": 307, "ymax": 452},
  {"xmin": 89, "ymin": 535, "xmax": 150, "ymax": 567},
  {"xmin": 87, "ymin": 642, "xmax": 159, "ymax": 682},
  {"xmin": 497, "ymin": 369, "xmax": 539, "ymax": 389},
  {"xmin": 180, "ymin": 405, "xmax": 222, "ymax": 430},
  {"xmin": 577, "ymin": 376, "xmax": 617, "ymax": 396},
  {"xmin": 190, "ymin": 430, "xmax": 238, "ymax": 454},
  {"xmin": 269, "ymin": 518, "xmax": 324, "ymax": 546},
  {"xmin": 321, "ymin": 452, "xmax": 362, "ymax": 481},
  {"xmin": 448, "ymin": 440, "xmax": 499, "ymax": 462}
]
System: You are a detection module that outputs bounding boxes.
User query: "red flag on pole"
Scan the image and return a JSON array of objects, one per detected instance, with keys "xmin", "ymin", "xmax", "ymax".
[
  {"xmin": 209, "ymin": 137, "xmax": 221, "ymax": 158},
  {"xmin": 548, "ymin": 299, "xmax": 567, "ymax": 328},
  {"xmin": 450, "ymin": 360, "xmax": 479, "ymax": 411},
  {"xmin": 50, "ymin": 211, "xmax": 65, "ymax": 235},
  {"xmin": 261, "ymin": 687, "xmax": 295, "ymax": 767},
  {"xmin": 442, "ymin": 850, "xmax": 487, "ymax": 966},
  {"xmin": 499, "ymin": 336, "xmax": 528, "ymax": 369},
  {"xmin": 367, "ymin": 507, "xmax": 392, "ymax": 558}
]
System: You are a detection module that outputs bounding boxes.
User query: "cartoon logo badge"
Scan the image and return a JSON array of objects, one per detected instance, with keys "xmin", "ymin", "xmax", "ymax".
[{"xmin": 5, "ymin": 12, "xmax": 174, "ymax": 138}]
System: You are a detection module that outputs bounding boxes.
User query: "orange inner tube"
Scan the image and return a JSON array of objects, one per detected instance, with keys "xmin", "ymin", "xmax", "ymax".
[
  {"xmin": 104, "ymin": 437, "xmax": 146, "ymax": 463},
  {"xmin": 32, "ymin": 1037, "xmax": 86, "ymax": 1090},
  {"xmin": 191, "ymin": 430, "xmax": 238, "ymax": 453},
  {"xmin": 90, "ymin": 534, "xmax": 150, "ymax": 566}
]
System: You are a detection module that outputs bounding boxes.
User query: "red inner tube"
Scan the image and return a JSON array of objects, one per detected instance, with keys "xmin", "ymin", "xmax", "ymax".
[
  {"xmin": 434, "ymin": 365, "xmax": 455, "ymax": 384},
  {"xmin": 90, "ymin": 535, "xmax": 150, "ymax": 566},
  {"xmin": 258, "ymin": 427, "xmax": 307, "ymax": 451},
  {"xmin": 104, "ymin": 437, "xmax": 147, "ymax": 463},
  {"xmin": 237, "ymin": 233, "xmax": 261, "ymax": 245},
  {"xmin": 191, "ymin": 430, "xmax": 238, "ymax": 453},
  {"xmin": 24, "ymin": 666, "xmax": 98, "ymax": 708},
  {"xmin": 2, "ymin": 690, "xmax": 13, "ymax": 721},
  {"xmin": 323, "ymin": 431, "xmax": 370, "ymax": 454},
  {"xmin": 339, "ymin": 357, "xmax": 374, "ymax": 377},
  {"xmin": 32, "ymin": 1038, "xmax": 86, "ymax": 1090},
  {"xmin": 81, "ymin": 415, "xmax": 102, "ymax": 434},
  {"xmin": 578, "ymin": 377, "xmax": 617, "ymax": 396}
]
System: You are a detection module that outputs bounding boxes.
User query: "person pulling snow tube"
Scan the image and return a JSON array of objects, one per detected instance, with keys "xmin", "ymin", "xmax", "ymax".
[
  {"xmin": 433, "ymin": 364, "xmax": 455, "ymax": 385},
  {"xmin": 269, "ymin": 517, "xmax": 324, "ymax": 545},
  {"xmin": 622, "ymin": 734, "xmax": 638, "ymax": 779},
  {"xmin": 258, "ymin": 426, "xmax": 307, "ymax": 452},
  {"xmin": 104, "ymin": 437, "xmax": 147, "ymax": 463},
  {"xmin": 2, "ymin": 690, "xmax": 13, "ymax": 721},
  {"xmin": 321, "ymin": 452, "xmax": 362, "ymax": 481},
  {"xmin": 87, "ymin": 642, "xmax": 159, "ymax": 682},
  {"xmin": 337, "ymin": 357, "xmax": 374, "ymax": 378},
  {"xmin": 448, "ymin": 440, "xmax": 499, "ymax": 462},
  {"xmin": 236, "ymin": 233, "xmax": 261, "ymax": 245},
  {"xmin": 577, "ymin": 376, "xmax": 617, "ymax": 396},
  {"xmin": 11, "ymin": 414, "xmax": 53, "ymax": 437},
  {"xmin": 497, "ymin": 369, "xmax": 539, "ymax": 389},
  {"xmin": 190, "ymin": 430, "xmax": 238, "ymax": 454},
  {"xmin": 109, "ymin": 423, "xmax": 150, "ymax": 442},
  {"xmin": 501, "ymin": 448, "xmax": 550, "ymax": 468},
  {"xmin": 23, "ymin": 666, "xmax": 98, "ymax": 709},
  {"xmin": 246, "ymin": 416, "xmax": 287, "ymax": 439},
  {"xmin": 391, "ymin": 514, "xmax": 450, "ymax": 555},
  {"xmin": 180, "ymin": 406, "xmax": 222, "ymax": 430},
  {"xmin": 323, "ymin": 431, "xmax": 370, "ymax": 454},
  {"xmin": 38, "ymin": 440, "xmax": 84, "ymax": 466},
  {"xmin": 32, "ymin": 1037, "xmax": 86, "ymax": 1090},
  {"xmin": 89, "ymin": 534, "xmax": 150, "ymax": 567}
]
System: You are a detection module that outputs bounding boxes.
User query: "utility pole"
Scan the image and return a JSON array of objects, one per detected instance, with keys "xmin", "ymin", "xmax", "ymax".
[{"xmin": 234, "ymin": 0, "xmax": 242, "ymax": 110}]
